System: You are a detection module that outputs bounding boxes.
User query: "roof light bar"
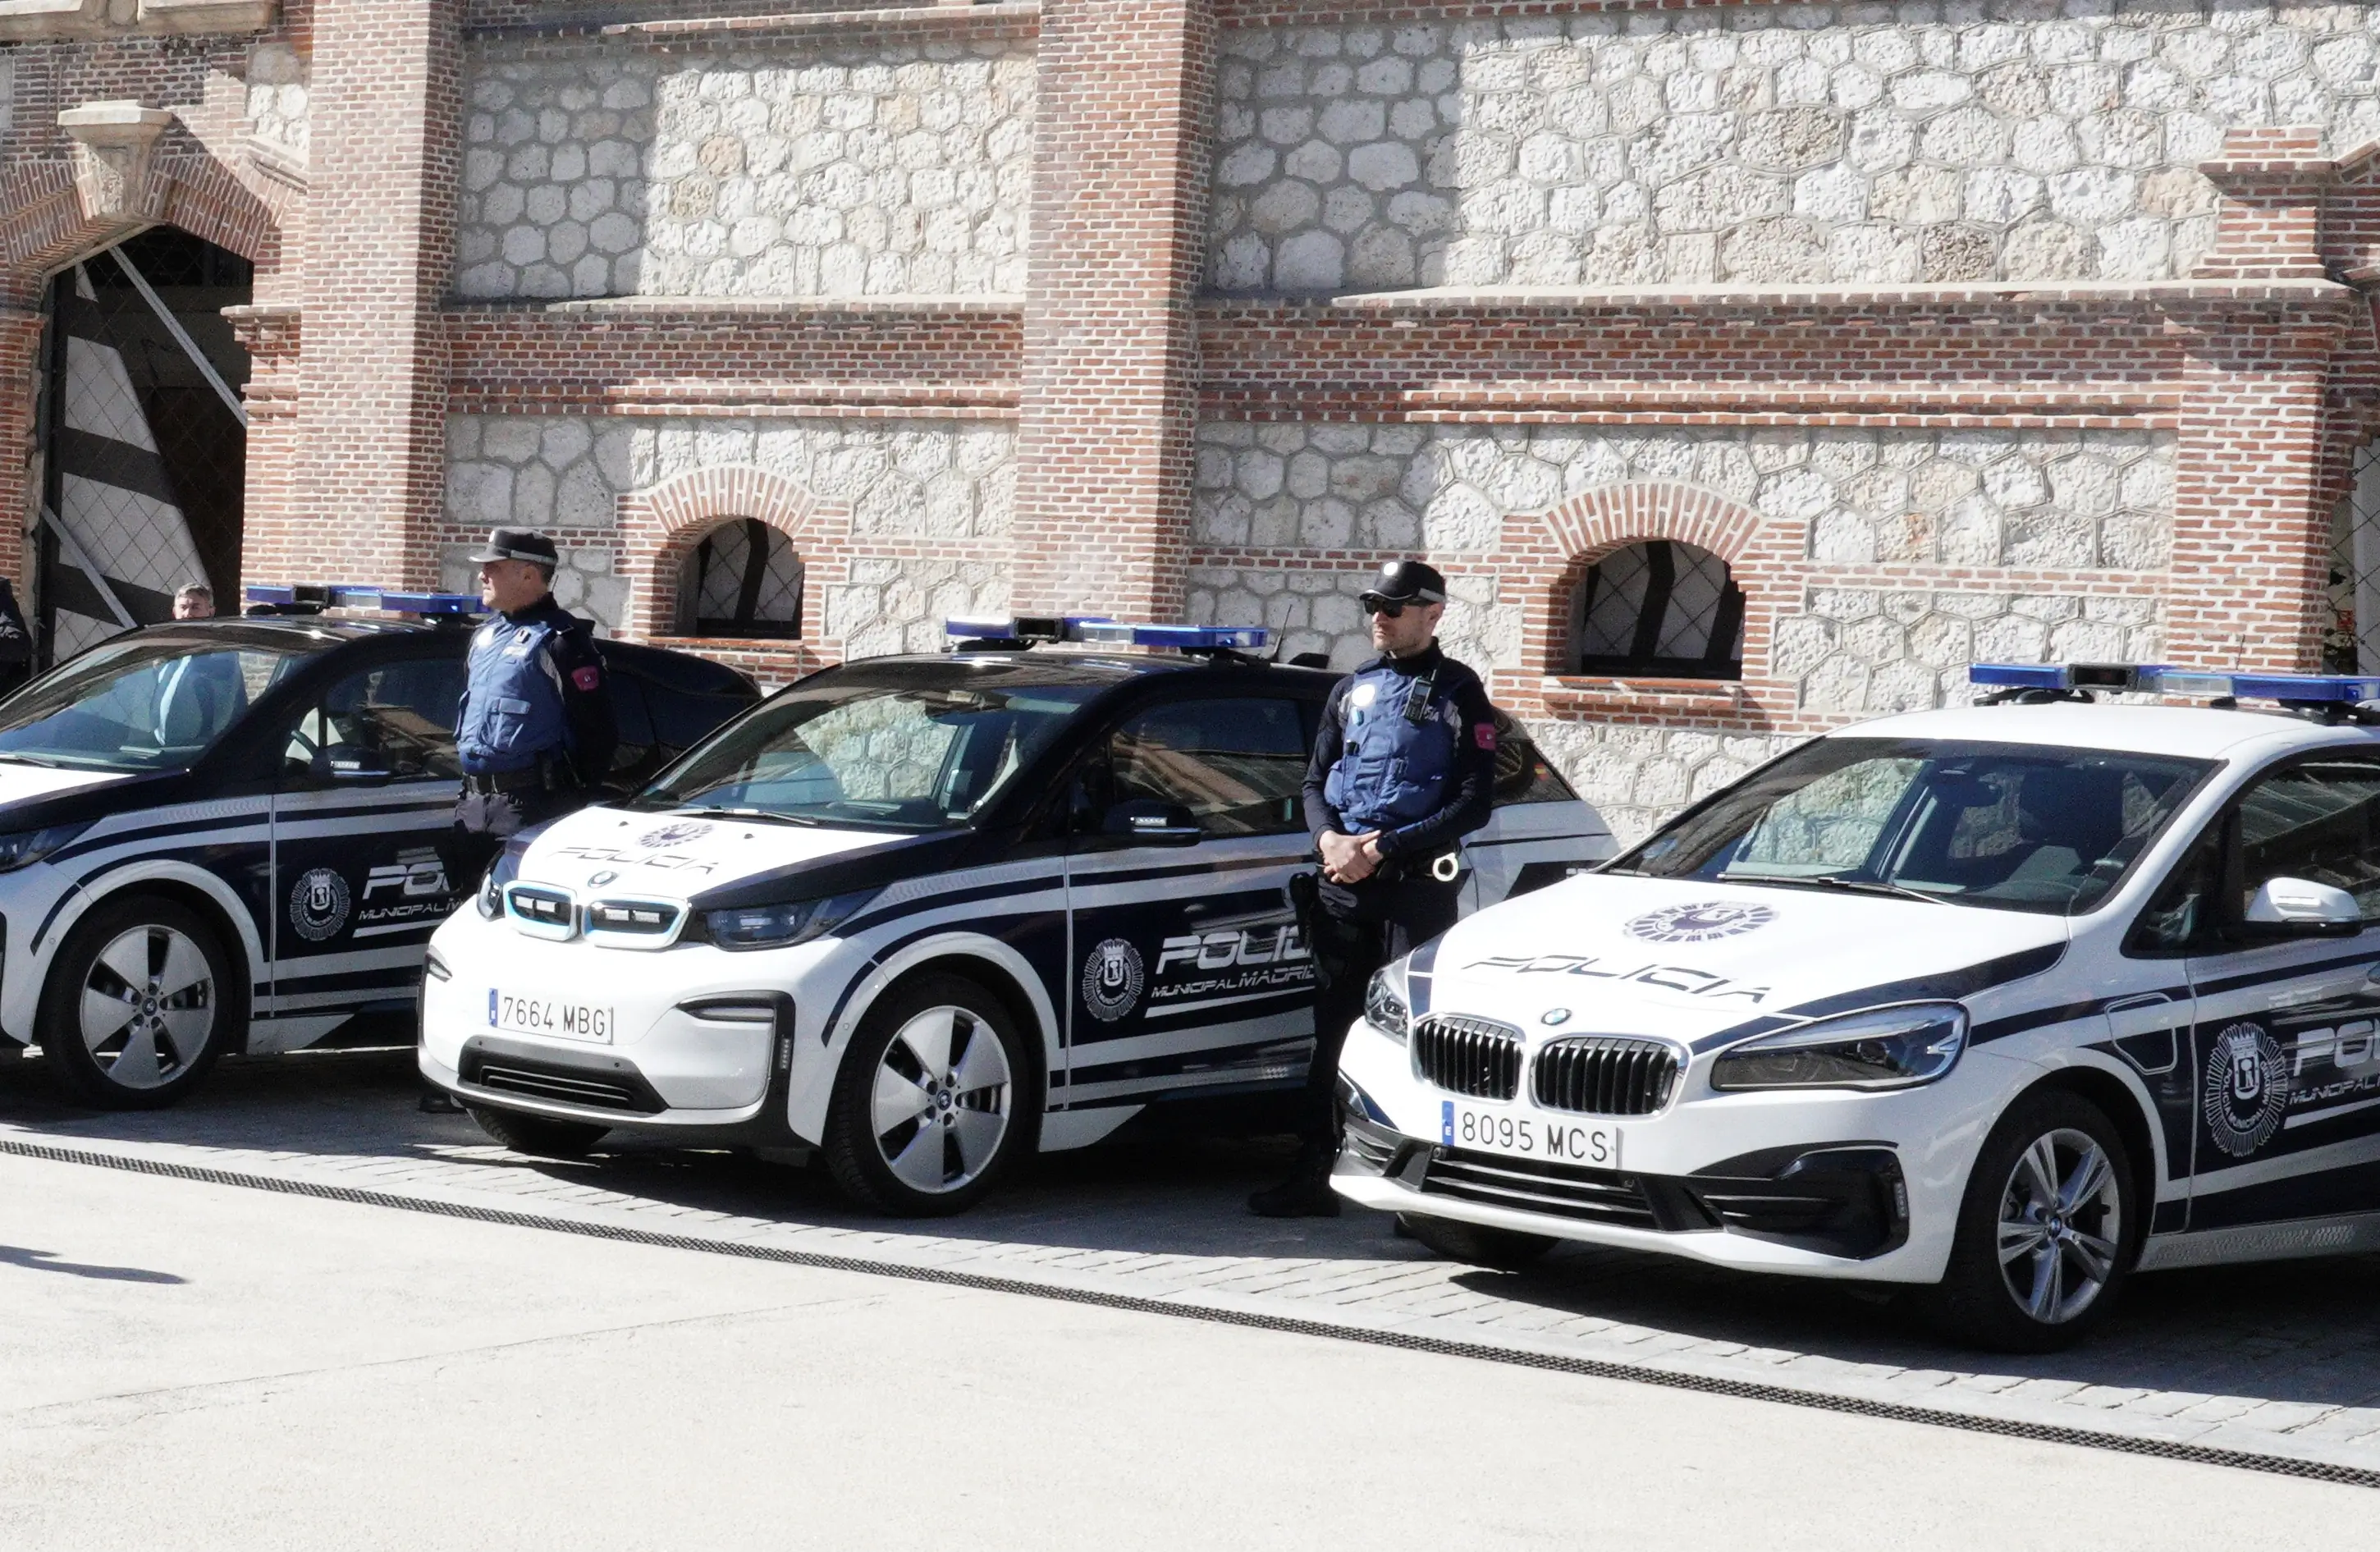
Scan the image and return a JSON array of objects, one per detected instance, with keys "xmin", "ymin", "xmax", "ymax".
[
  {"xmin": 1969, "ymin": 663, "xmax": 2380, "ymax": 704},
  {"xmin": 244, "ymin": 584, "xmax": 483, "ymax": 616},
  {"xmin": 941, "ymin": 616, "xmax": 1274, "ymax": 652}
]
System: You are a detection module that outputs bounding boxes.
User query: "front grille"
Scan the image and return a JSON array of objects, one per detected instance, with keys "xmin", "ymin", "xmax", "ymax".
[
  {"xmin": 586, "ymin": 900, "xmax": 681, "ymax": 936},
  {"xmin": 468, "ymin": 1060, "xmax": 662, "ymax": 1115},
  {"xmin": 1420, "ymin": 1147, "xmax": 1657, "ymax": 1229},
  {"xmin": 1412, "ymin": 1014, "xmax": 1523, "ymax": 1101},
  {"xmin": 1533, "ymin": 1037, "xmax": 1680, "ymax": 1117},
  {"xmin": 505, "ymin": 885, "xmax": 575, "ymax": 933}
]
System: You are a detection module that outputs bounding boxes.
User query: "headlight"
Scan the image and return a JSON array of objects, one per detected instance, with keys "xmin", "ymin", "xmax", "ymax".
[
  {"xmin": 698, "ymin": 892, "xmax": 867, "ymax": 952},
  {"xmin": 476, "ymin": 868, "xmax": 501, "ymax": 919},
  {"xmin": 1709, "ymin": 1002, "xmax": 1968, "ymax": 1092},
  {"xmin": 475, "ymin": 842, "xmax": 524, "ymax": 919},
  {"xmin": 1364, "ymin": 962, "xmax": 1410, "ymax": 1045},
  {"xmin": 0, "ymin": 822, "xmax": 87, "ymax": 872}
]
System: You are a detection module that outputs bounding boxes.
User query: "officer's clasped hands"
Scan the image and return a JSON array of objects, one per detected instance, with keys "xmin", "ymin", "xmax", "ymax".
[{"xmin": 1318, "ymin": 828, "xmax": 1383, "ymax": 884}]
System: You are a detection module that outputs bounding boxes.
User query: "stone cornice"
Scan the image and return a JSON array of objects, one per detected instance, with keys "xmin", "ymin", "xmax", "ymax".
[
  {"xmin": 469, "ymin": 2, "xmax": 1039, "ymax": 49},
  {"xmin": 0, "ymin": 0, "xmax": 275, "ymax": 40},
  {"xmin": 1199, "ymin": 278, "xmax": 2360, "ymax": 316}
]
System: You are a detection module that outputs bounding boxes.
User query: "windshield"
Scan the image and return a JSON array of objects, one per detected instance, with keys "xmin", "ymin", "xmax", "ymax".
[
  {"xmin": 633, "ymin": 669, "xmax": 1104, "ymax": 831},
  {"xmin": 0, "ymin": 635, "xmax": 312, "ymax": 771},
  {"xmin": 1612, "ymin": 737, "xmax": 2213, "ymax": 916}
]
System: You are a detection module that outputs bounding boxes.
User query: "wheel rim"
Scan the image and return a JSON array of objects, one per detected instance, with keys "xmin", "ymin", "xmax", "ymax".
[
  {"xmin": 80, "ymin": 923, "xmax": 215, "ymax": 1091},
  {"xmin": 869, "ymin": 1005, "xmax": 1011, "ymax": 1195},
  {"xmin": 1995, "ymin": 1126, "xmax": 2122, "ymax": 1325}
]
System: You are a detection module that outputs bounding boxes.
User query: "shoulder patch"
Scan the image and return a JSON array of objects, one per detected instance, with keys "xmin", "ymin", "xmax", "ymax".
[
  {"xmin": 1474, "ymin": 722, "xmax": 1496, "ymax": 750},
  {"xmin": 571, "ymin": 665, "xmax": 602, "ymax": 692}
]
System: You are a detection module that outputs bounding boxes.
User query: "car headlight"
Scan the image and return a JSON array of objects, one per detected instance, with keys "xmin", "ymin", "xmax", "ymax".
[
  {"xmin": 698, "ymin": 892, "xmax": 868, "ymax": 952},
  {"xmin": 476, "ymin": 869, "xmax": 501, "ymax": 919},
  {"xmin": 1365, "ymin": 961, "xmax": 1411, "ymax": 1045},
  {"xmin": 0, "ymin": 822, "xmax": 87, "ymax": 873},
  {"xmin": 1709, "ymin": 1001, "xmax": 1968, "ymax": 1092},
  {"xmin": 475, "ymin": 840, "xmax": 528, "ymax": 919}
]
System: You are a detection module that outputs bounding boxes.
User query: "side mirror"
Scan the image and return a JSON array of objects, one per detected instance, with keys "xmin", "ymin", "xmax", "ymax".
[
  {"xmin": 2244, "ymin": 876, "xmax": 2363, "ymax": 937},
  {"xmin": 1101, "ymin": 799, "xmax": 1203, "ymax": 846}
]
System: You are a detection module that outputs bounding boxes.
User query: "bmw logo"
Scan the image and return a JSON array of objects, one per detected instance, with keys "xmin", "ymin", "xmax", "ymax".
[
  {"xmin": 588, "ymin": 870, "xmax": 619, "ymax": 887},
  {"xmin": 1541, "ymin": 1008, "xmax": 1572, "ymax": 1026}
]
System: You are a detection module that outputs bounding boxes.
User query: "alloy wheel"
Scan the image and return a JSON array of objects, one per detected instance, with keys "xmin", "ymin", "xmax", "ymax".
[
  {"xmin": 1995, "ymin": 1126, "xmax": 2122, "ymax": 1326},
  {"xmin": 868, "ymin": 1004, "xmax": 1012, "ymax": 1195},
  {"xmin": 80, "ymin": 923, "xmax": 216, "ymax": 1092}
]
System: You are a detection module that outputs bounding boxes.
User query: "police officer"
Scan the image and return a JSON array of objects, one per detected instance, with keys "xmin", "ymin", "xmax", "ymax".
[
  {"xmin": 1250, "ymin": 559, "xmax": 1500, "ymax": 1217},
  {"xmin": 451, "ymin": 528, "xmax": 617, "ymax": 885}
]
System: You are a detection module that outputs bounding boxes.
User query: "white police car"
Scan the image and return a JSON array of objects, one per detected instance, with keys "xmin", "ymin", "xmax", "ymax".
[
  {"xmin": 419, "ymin": 619, "xmax": 1615, "ymax": 1214},
  {"xmin": 0, "ymin": 587, "xmax": 754, "ymax": 1109},
  {"xmin": 1334, "ymin": 662, "xmax": 2380, "ymax": 1349}
]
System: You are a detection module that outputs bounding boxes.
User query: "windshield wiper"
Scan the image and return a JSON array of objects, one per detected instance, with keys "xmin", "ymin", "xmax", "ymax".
[
  {"xmin": 667, "ymin": 804, "xmax": 822, "ymax": 828},
  {"xmin": 0, "ymin": 751, "xmax": 65, "ymax": 769},
  {"xmin": 1719, "ymin": 871, "xmax": 1947, "ymax": 905}
]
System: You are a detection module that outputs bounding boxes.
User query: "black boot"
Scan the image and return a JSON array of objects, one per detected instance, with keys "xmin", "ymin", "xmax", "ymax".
[{"xmin": 1247, "ymin": 1139, "xmax": 1342, "ymax": 1217}]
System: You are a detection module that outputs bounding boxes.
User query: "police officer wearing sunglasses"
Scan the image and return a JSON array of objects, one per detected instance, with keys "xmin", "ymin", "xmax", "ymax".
[{"xmin": 1250, "ymin": 560, "xmax": 1500, "ymax": 1217}]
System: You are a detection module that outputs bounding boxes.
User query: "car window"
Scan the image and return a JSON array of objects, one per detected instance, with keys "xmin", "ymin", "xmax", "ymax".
[
  {"xmin": 634, "ymin": 672, "xmax": 1101, "ymax": 831},
  {"xmin": 1106, "ymin": 698, "xmax": 1307, "ymax": 837},
  {"xmin": 1617, "ymin": 737, "xmax": 2213, "ymax": 916},
  {"xmin": 0, "ymin": 635, "xmax": 308, "ymax": 771},
  {"xmin": 2234, "ymin": 758, "xmax": 2380, "ymax": 920},
  {"xmin": 284, "ymin": 658, "xmax": 465, "ymax": 783},
  {"xmin": 1490, "ymin": 712, "xmax": 1575, "ymax": 807}
]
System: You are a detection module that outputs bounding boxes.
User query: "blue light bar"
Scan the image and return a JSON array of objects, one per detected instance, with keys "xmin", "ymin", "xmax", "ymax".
[
  {"xmin": 245, "ymin": 584, "xmax": 483, "ymax": 616},
  {"xmin": 1969, "ymin": 663, "xmax": 2380, "ymax": 704},
  {"xmin": 1075, "ymin": 622, "xmax": 1274, "ymax": 652},
  {"xmin": 944, "ymin": 614, "xmax": 1112, "ymax": 644}
]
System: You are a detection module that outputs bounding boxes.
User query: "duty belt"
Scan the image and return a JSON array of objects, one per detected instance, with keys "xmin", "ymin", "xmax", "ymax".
[{"xmin": 462, "ymin": 760, "xmax": 569, "ymax": 797}]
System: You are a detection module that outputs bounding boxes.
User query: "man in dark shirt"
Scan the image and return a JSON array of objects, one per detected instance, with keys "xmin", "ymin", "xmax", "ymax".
[
  {"xmin": 449, "ymin": 528, "xmax": 617, "ymax": 886},
  {"xmin": 1250, "ymin": 559, "xmax": 1500, "ymax": 1217}
]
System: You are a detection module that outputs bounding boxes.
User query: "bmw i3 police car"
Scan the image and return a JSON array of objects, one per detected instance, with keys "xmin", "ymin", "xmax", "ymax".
[
  {"xmin": 1334, "ymin": 662, "xmax": 2380, "ymax": 1350},
  {"xmin": 419, "ymin": 618, "xmax": 1615, "ymax": 1214},
  {"xmin": 0, "ymin": 586, "xmax": 755, "ymax": 1109}
]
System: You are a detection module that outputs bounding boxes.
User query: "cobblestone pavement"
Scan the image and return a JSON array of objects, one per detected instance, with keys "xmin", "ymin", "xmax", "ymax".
[{"xmin": 6, "ymin": 1046, "xmax": 2380, "ymax": 1476}]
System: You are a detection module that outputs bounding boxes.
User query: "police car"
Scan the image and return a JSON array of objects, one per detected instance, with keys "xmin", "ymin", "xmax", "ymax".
[
  {"xmin": 1332, "ymin": 662, "xmax": 2380, "ymax": 1350},
  {"xmin": 0, "ymin": 586, "xmax": 756, "ymax": 1108},
  {"xmin": 419, "ymin": 618, "xmax": 1615, "ymax": 1214}
]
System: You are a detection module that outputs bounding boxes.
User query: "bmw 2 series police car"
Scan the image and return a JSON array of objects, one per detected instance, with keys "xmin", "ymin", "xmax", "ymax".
[
  {"xmin": 0, "ymin": 586, "xmax": 755, "ymax": 1109},
  {"xmin": 1334, "ymin": 661, "xmax": 2380, "ymax": 1349},
  {"xmin": 419, "ymin": 617, "xmax": 1615, "ymax": 1214}
]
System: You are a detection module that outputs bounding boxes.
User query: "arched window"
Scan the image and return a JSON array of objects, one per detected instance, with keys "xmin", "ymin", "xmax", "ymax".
[
  {"xmin": 676, "ymin": 518, "xmax": 803, "ymax": 639},
  {"xmin": 1571, "ymin": 540, "xmax": 1744, "ymax": 680}
]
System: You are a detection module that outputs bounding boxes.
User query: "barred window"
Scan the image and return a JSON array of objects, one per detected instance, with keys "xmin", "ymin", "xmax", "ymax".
[
  {"xmin": 1570, "ymin": 540, "xmax": 1744, "ymax": 680},
  {"xmin": 677, "ymin": 519, "xmax": 804, "ymax": 639}
]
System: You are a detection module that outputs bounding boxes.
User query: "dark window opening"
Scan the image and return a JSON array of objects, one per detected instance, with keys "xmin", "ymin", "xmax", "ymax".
[
  {"xmin": 1571, "ymin": 539, "xmax": 1744, "ymax": 680},
  {"xmin": 676, "ymin": 519, "xmax": 803, "ymax": 639}
]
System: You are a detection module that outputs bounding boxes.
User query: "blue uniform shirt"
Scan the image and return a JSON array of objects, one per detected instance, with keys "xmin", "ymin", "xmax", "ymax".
[
  {"xmin": 1302, "ymin": 643, "xmax": 1499, "ymax": 863},
  {"xmin": 454, "ymin": 597, "xmax": 616, "ymax": 780}
]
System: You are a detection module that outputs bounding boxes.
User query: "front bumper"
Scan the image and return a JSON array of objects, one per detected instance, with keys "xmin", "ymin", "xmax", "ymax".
[{"xmin": 1331, "ymin": 1014, "xmax": 2011, "ymax": 1283}]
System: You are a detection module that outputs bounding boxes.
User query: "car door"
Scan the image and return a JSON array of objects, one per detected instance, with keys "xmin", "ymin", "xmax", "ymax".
[
  {"xmin": 2175, "ymin": 754, "xmax": 2380, "ymax": 1234},
  {"xmin": 1458, "ymin": 711, "xmax": 1618, "ymax": 913},
  {"xmin": 1060, "ymin": 694, "xmax": 1319, "ymax": 1113},
  {"xmin": 260, "ymin": 652, "xmax": 468, "ymax": 1051}
]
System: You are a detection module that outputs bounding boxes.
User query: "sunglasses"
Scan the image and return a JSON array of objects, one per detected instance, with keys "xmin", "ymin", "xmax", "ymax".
[{"xmin": 1362, "ymin": 597, "xmax": 1406, "ymax": 618}]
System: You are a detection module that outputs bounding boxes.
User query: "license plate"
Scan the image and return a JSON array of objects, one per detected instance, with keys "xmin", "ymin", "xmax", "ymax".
[
  {"xmin": 488, "ymin": 988, "xmax": 616, "ymax": 1044},
  {"xmin": 1441, "ymin": 1100, "xmax": 1618, "ymax": 1168}
]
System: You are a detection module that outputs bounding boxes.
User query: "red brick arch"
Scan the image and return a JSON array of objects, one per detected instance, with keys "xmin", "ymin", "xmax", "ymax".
[
  {"xmin": 1484, "ymin": 480, "xmax": 1781, "ymax": 689},
  {"xmin": 618, "ymin": 463, "xmax": 844, "ymax": 643}
]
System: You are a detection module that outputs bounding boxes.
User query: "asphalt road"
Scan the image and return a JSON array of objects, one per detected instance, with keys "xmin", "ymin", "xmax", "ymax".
[{"xmin": 0, "ymin": 1147, "xmax": 2369, "ymax": 1550}]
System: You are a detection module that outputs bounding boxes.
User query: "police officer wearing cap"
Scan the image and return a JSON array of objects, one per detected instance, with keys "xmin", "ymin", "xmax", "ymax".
[
  {"xmin": 451, "ymin": 528, "xmax": 617, "ymax": 882},
  {"xmin": 1250, "ymin": 559, "xmax": 1500, "ymax": 1217}
]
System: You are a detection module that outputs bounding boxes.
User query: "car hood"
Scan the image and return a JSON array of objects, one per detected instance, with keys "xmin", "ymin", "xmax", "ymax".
[
  {"xmin": 1416, "ymin": 873, "xmax": 2070, "ymax": 1053},
  {"xmin": 512, "ymin": 805, "xmax": 983, "ymax": 906},
  {"xmin": 0, "ymin": 763, "xmax": 137, "ymax": 810}
]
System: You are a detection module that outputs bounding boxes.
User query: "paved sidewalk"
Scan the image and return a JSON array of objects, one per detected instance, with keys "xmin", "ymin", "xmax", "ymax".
[{"xmin": 7, "ymin": 1046, "xmax": 2380, "ymax": 1478}]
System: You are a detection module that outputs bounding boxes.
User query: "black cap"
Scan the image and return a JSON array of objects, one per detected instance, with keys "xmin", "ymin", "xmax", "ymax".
[
  {"xmin": 1359, "ymin": 559, "xmax": 1447, "ymax": 607},
  {"xmin": 466, "ymin": 528, "xmax": 559, "ymax": 568}
]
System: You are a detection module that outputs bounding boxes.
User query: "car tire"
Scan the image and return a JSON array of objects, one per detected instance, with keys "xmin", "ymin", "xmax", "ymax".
[
  {"xmin": 823, "ymin": 973, "xmax": 1031, "ymax": 1217},
  {"xmin": 1397, "ymin": 1212, "xmax": 1556, "ymax": 1270},
  {"xmin": 40, "ymin": 894, "xmax": 239, "ymax": 1110},
  {"xmin": 466, "ymin": 1104, "xmax": 609, "ymax": 1160},
  {"xmin": 1925, "ymin": 1089, "xmax": 2138, "ymax": 1353}
]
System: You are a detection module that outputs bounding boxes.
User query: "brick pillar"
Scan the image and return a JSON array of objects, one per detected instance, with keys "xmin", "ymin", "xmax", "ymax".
[
  {"xmin": 0, "ymin": 308, "xmax": 43, "ymax": 597},
  {"xmin": 286, "ymin": 0, "xmax": 462, "ymax": 588},
  {"xmin": 225, "ymin": 304, "xmax": 302, "ymax": 593},
  {"xmin": 2165, "ymin": 128, "xmax": 2357, "ymax": 671},
  {"xmin": 1009, "ymin": 0, "xmax": 1215, "ymax": 619}
]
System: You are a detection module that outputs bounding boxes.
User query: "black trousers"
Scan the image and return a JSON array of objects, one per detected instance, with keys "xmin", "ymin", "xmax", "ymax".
[
  {"xmin": 1297, "ymin": 875, "xmax": 1462, "ymax": 1144},
  {"xmin": 446, "ymin": 784, "xmax": 584, "ymax": 893}
]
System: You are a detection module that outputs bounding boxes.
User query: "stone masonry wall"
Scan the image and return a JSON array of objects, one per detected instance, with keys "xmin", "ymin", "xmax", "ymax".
[
  {"xmin": 442, "ymin": 414, "xmax": 1014, "ymax": 646},
  {"xmin": 1211, "ymin": 1, "xmax": 2380, "ymax": 292},
  {"xmin": 457, "ymin": 39, "xmax": 1035, "ymax": 300}
]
